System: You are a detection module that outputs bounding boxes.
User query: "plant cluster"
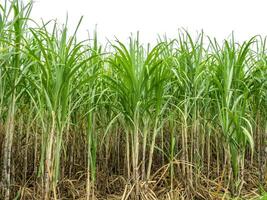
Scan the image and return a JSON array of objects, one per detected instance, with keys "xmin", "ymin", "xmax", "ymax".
[{"xmin": 0, "ymin": 1, "xmax": 266, "ymax": 199}]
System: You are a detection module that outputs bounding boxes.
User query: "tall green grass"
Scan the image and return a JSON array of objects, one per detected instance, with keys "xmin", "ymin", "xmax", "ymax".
[{"xmin": 0, "ymin": 1, "xmax": 266, "ymax": 199}]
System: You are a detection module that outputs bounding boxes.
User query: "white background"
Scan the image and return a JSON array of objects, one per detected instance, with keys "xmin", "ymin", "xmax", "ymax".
[{"xmin": 21, "ymin": 0, "xmax": 267, "ymax": 44}]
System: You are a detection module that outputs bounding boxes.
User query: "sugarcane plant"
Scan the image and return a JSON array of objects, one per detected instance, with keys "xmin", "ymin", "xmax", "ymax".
[
  {"xmin": 0, "ymin": 1, "xmax": 32, "ymax": 199},
  {"xmin": 25, "ymin": 17, "xmax": 97, "ymax": 199},
  {"xmin": 209, "ymin": 36, "xmax": 255, "ymax": 195}
]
